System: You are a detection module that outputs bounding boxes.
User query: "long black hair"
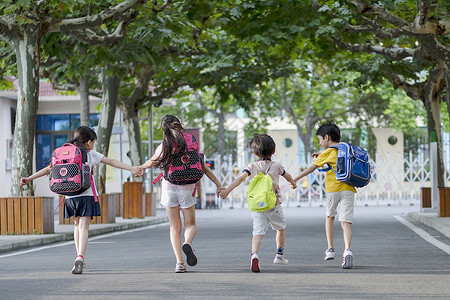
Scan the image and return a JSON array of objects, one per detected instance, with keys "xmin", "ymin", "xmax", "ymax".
[
  {"xmin": 68, "ymin": 126, "xmax": 97, "ymax": 148},
  {"xmin": 154, "ymin": 115, "xmax": 187, "ymax": 168}
]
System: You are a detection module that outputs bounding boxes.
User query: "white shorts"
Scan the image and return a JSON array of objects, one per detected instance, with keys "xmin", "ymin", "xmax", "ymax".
[
  {"xmin": 160, "ymin": 189, "xmax": 197, "ymax": 208},
  {"xmin": 326, "ymin": 190, "xmax": 355, "ymax": 223},
  {"xmin": 251, "ymin": 204, "xmax": 286, "ymax": 236}
]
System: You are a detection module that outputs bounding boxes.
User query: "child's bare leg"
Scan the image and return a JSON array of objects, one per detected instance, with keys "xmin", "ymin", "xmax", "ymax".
[
  {"xmin": 77, "ymin": 216, "xmax": 90, "ymax": 257},
  {"xmin": 252, "ymin": 235, "xmax": 264, "ymax": 253},
  {"xmin": 166, "ymin": 206, "xmax": 184, "ymax": 263},
  {"xmin": 325, "ymin": 216, "xmax": 335, "ymax": 249},
  {"xmin": 341, "ymin": 222, "xmax": 352, "ymax": 250},
  {"xmin": 73, "ymin": 217, "xmax": 80, "ymax": 255},
  {"xmin": 181, "ymin": 205, "xmax": 196, "ymax": 244},
  {"xmin": 275, "ymin": 229, "xmax": 285, "ymax": 250}
]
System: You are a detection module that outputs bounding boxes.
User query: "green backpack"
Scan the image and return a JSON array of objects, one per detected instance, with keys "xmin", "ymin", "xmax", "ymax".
[{"xmin": 247, "ymin": 161, "xmax": 277, "ymax": 212}]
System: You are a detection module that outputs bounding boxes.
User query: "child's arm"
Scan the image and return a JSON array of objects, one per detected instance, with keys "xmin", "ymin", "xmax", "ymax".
[
  {"xmin": 283, "ymin": 171, "xmax": 297, "ymax": 189},
  {"xmin": 140, "ymin": 153, "xmax": 160, "ymax": 170},
  {"xmin": 19, "ymin": 165, "xmax": 51, "ymax": 186},
  {"xmin": 203, "ymin": 165, "xmax": 224, "ymax": 195},
  {"xmin": 293, "ymin": 164, "xmax": 318, "ymax": 182},
  {"xmin": 219, "ymin": 172, "xmax": 248, "ymax": 199},
  {"xmin": 101, "ymin": 157, "xmax": 142, "ymax": 176}
]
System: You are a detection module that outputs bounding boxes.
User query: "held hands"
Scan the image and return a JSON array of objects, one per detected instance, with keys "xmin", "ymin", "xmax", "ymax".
[
  {"xmin": 218, "ymin": 188, "xmax": 230, "ymax": 199},
  {"xmin": 216, "ymin": 186, "xmax": 225, "ymax": 198},
  {"xmin": 131, "ymin": 166, "xmax": 145, "ymax": 177},
  {"xmin": 288, "ymin": 180, "xmax": 297, "ymax": 189},
  {"xmin": 19, "ymin": 177, "xmax": 30, "ymax": 187}
]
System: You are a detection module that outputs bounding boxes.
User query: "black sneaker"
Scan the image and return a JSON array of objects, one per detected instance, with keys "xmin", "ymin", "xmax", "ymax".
[
  {"xmin": 342, "ymin": 249, "xmax": 353, "ymax": 269},
  {"xmin": 182, "ymin": 243, "xmax": 197, "ymax": 266}
]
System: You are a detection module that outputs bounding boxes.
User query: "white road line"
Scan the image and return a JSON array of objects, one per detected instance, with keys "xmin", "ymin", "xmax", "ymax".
[
  {"xmin": 394, "ymin": 215, "xmax": 450, "ymax": 255},
  {"xmin": 0, "ymin": 222, "xmax": 168, "ymax": 259}
]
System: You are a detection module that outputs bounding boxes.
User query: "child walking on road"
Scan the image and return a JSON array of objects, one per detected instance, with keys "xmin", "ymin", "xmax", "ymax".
[
  {"xmin": 293, "ymin": 122, "xmax": 356, "ymax": 269},
  {"xmin": 139, "ymin": 115, "xmax": 223, "ymax": 273},
  {"xmin": 219, "ymin": 134, "xmax": 296, "ymax": 273},
  {"xmin": 20, "ymin": 126, "xmax": 141, "ymax": 275}
]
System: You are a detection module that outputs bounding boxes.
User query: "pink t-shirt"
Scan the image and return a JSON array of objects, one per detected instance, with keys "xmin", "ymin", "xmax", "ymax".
[
  {"xmin": 243, "ymin": 160, "xmax": 285, "ymax": 202},
  {"xmin": 153, "ymin": 143, "xmax": 195, "ymax": 191}
]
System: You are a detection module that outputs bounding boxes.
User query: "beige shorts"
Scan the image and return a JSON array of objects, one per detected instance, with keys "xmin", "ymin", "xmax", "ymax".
[
  {"xmin": 251, "ymin": 204, "xmax": 286, "ymax": 236},
  {"xmin": 326, "ymin": 190, "xmax": 355, "ymax": 223},
  {"xmin": 160, "ymin": 189, "xmax": 197, "ymax": 208}
]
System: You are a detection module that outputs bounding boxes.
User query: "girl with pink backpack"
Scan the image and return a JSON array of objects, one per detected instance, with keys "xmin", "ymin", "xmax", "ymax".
[
  {"xmin": 20, "ymin": 126, "xmax": 142, "ymax": 274},
  {"xmin": 138, "ymin": 115, "xmax": 224, "ymax": 273}
]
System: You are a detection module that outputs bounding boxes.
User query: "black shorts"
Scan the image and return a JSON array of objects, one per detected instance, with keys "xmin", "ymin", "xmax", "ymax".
[{"xmin": 64, "ymin": 196, "xmax": 101, "ymax": 219}]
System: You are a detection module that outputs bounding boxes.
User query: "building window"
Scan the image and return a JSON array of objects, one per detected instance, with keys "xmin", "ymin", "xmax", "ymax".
[
  {"xmin": 36, "ymin": 114, "xmax": 99, "ymax": 170},
  {"xmin": 283, "ymin": 138, "xmax": 293, "ymax": 148}
]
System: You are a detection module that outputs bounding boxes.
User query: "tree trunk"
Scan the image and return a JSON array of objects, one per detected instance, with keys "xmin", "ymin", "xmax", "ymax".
[
  {"xmin": 12, "ymin": 32, "xmax": 40, "ymax": 197},
  {"xmin": 94, "ymin": 71, "xmax": 120, "ymax": 194},
  {"xmin": 423, "ymin": 67, "xmax": 446, "ymax": 188},
  {"xmin": 444, "ymin": 65, "xmax": 450, "ymax": 121},
  {"xmin": 119, "ymin": 101, "xmax": 143, "ymax": 167},
  {"xmin": 80, "ymin": 75, "xmax": 90, "ymax": 127}
]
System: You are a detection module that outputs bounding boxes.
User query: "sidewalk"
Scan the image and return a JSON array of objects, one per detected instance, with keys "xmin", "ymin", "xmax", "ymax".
[
  {"xmin": 408, "ymin": 211, "xmax": 450, "ymax": 238},
  {"xmin": 0, "ymin": 213, "xmax": 168, "ymax": 253}
]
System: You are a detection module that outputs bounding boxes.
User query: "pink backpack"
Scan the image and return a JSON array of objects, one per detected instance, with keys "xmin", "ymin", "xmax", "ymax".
[
  {"xmin": 49, "ymin": 143, "xmax": 93, "ymax": 196},
  {"xmin": 154, "ymin": 133, "xmax": 204, "ymax": 185}
]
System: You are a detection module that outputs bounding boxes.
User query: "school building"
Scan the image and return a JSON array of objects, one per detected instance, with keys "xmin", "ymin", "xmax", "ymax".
[{"xmin": 0, "ymin": 80, "xmax": 131, "ymax": 198}]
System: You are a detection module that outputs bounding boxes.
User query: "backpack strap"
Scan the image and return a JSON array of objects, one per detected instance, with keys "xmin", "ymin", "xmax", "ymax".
[
  {"xmin": 90, "ymin": 172, "xmax": 98, "ymax": 202},
  {"xmin": 318, "ymin": 146, "xmax": 338, "ymax": 173},
  {"xmin": 262, "ymin": 161, "xmax": 275, "ymax": 175}
]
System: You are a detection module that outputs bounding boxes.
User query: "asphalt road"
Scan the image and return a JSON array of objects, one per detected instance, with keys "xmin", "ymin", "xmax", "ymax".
[{"xmin": 0, "ymin": 205, "xmax": 449, "ymax": 299}]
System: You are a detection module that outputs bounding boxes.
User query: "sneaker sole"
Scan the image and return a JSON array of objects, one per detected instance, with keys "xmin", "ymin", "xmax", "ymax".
[
  {"xmin": 324, "ymin": 257, "xmax": 335, "ymax": 261},
  {"xmin": 72, "ymin": 260, "xmax": 83, "ymax": 274},
  {"xmin": 182, "ymin": 244, "xmax": 197, "ymax": 266},
  {"xmin": 342, "ymin": 255, "xmax": 353, "ymax": 269},
  {"xmin": 251, "ymin": 258, "xmax": 260, "ymax": 273}
]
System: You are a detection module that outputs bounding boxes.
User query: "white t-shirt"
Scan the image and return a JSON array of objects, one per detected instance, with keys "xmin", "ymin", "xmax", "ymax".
[
  {"xmin": 154, "ymin": 143, "xmax": 196, "ymax": 191},
  {"xmin": 65, "ymin": 150, "xmax": 104, "ymax": 198}
]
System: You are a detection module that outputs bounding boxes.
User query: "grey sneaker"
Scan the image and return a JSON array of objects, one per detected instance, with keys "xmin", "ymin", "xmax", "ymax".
[
  {"xmin": 273, "ymin": 254, "xmax": 289, "ymax": 264},
  {"xmin": 342, "ymin": 249, "xmax": 353, "ymax": 269},
  {"xmin": 71, "ymin": 257, "xmax": 83, "ymax": 274},
  {"xmin": 175, "ymin": 262, "xmax": 186, "ymax": 273},
  {"xmin": 182, "ymin": 243, "xmax": 197, "ymax": 266},
  {"xmin": 324, "ymin": 248, "xmax": 335, "ymax": 260}
]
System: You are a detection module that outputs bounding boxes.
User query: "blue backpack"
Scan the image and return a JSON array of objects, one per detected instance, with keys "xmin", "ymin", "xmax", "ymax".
[{"xmin": 321, "ymin": 142, "xmax": 371, "ymax": 188}]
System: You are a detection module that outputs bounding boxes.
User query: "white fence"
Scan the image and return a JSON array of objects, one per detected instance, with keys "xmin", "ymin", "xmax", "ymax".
[{"xmin": 207, "ymin": 151, "xmax": 450, "ymax": 209}]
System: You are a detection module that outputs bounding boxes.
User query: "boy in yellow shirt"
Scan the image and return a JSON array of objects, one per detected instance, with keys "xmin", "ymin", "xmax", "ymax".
[{"xmin": 293, "ymin": 122, "xmax": 356, "ymax": 269}]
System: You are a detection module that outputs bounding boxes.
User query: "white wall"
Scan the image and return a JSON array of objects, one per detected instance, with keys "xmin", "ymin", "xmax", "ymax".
[{"xmin": 0, "ymin": 97, "xmax": 15, "ymax": 197}]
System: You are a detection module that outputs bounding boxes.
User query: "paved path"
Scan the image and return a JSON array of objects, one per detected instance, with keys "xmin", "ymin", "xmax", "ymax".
[{"xmin": 0, "ymin": 205, "xmax": 449, "ymax": 299}]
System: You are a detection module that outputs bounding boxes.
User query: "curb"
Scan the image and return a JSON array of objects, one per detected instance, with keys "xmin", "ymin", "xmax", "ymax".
[
  {"xmin": 0, "ymin": 216, "xmax": 168, "ymax": 254},
  {"xmin": 408, "ymin": 212, "xmax": 450, "ymax": 239}
]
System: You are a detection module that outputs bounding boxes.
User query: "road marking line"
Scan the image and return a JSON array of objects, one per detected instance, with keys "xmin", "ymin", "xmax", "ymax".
[
  {"xmin": 0, "ymin": 223, "xmax": 168, "ymax": 259},
  {"xmin": 394, "ymin": 215, "xmax": 450, "ymax": 255}
]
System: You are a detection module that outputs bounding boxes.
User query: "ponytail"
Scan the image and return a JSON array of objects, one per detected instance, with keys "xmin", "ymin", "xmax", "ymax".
[
  {"xmin": 154, "ymin": 115, "xmax": 187, "ymax": 169},
  {"xmin": 69, "ymin": 126, "xmax": 97, "ymax": 149}
]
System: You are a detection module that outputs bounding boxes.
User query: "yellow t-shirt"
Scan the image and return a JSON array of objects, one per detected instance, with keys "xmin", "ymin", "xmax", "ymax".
[{"xmin": 314, "ymin": 147, "xmax": 356, "ymax": 193}]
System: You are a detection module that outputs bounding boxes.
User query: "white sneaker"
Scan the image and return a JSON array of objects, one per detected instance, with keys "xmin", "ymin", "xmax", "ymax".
[
  {"xmin": 273, "ymin": 254, "xmax": 289, "ymax": 264},
  {"xmin": 324, "ymin": 248, "xmax": 335, "ymax": 260},
  {"xmin": 342, "ymin": 249, "xmax": 353, "ymax": 269},
  {"xmin": 251, "ymin": 253, "xmax": 260, "ymax": 273}
]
